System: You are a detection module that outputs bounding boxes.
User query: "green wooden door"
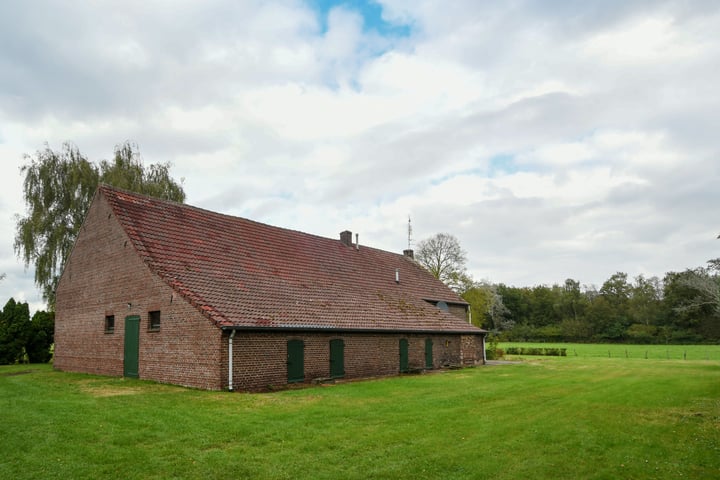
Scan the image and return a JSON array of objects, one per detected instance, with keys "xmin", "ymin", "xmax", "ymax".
[
  {"xmin": 287, "ymin": 339, "xmax": 305, "ymax": 383},
  {"xmin": 329, "ymin": 339, "xmax": 345, "ymax": 378},
  {"xmin": 399, "ymin": 338, "xmax": 409, "ymax": 373},
  {"xmin": 424, "ymin": 338, "xmax": 433, "ymax": 369},
  {"xmin": 124, "ymin": 316, "xmax": 140, "ymax": 378}
]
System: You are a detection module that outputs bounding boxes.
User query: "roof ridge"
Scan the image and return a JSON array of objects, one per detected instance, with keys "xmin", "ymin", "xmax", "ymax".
[{"xmin": 99, "ymin": 184, "xmax": 406, "ymax": 256}]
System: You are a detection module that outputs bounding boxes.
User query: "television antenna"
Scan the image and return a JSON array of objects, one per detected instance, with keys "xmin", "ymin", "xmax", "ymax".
[{"xmin": 407, "ymin": 215, "xmax": 413, "ymax": 250}]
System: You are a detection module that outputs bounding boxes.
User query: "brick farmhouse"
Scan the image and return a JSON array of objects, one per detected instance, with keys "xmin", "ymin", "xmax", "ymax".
[{"xmin": 54, "ymin": 185, "xmax": 486, "ymax": 391}]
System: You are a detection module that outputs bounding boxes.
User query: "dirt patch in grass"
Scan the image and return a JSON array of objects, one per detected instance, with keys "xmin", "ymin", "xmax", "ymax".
[{"xmin": 81, "ymin": 385, "xmax": 145, "ymax": 397}]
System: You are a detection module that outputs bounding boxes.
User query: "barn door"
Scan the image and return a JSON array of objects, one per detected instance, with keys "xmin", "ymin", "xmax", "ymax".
[
  {"xmin": 399, "ymin": 339, "xmax": 409, "ymax": 373},
  {"xmin": 424, "ymin": 338, "xmax": 433, "ymax": 369},
  {"xmin": 124, "ymin": 316, "xmax": 140, "ymax": 378},
  {"xmin": 329, "ymin": 339, "xmax": 345, "ymax": 378},
  {"xmin": 287, "ymin": 339, "xmax": 305, "ymax": 383}
]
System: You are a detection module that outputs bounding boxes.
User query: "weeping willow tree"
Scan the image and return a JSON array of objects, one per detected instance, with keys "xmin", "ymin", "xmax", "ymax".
[{"xmin": 14, "ymin": 141, "xmax": 185, "ymax": 309}]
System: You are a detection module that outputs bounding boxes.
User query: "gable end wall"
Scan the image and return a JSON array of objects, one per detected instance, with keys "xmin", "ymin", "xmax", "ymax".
[
  {"xmin": 54, "ymin": 193, "xmax": 224, "ymax": 390},
  {"xmin": 448, "ymin": 303, "xmax": 469, "ymax": 322}
]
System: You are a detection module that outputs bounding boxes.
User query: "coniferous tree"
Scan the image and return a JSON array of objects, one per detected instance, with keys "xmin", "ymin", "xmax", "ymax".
[
  {"xmin": 26, "ymin": 310, "xmax": 55, "ymax": 363},
  {"xmin": 0, "ymin": 299, "xmax": 31, "ymax": 364}
]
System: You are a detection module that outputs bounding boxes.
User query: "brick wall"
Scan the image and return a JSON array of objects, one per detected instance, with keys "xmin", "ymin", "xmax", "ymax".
[
  {"xmin": 460, "ymin": 334, "xmax": 485, "ymax": 365},
  {"xmin": 223, "ymin": 331, "xmax": 484, "ymax": 391},
  {"xmin": 55, "ymin": 193, "xmax": 224, "ymax": 390}
]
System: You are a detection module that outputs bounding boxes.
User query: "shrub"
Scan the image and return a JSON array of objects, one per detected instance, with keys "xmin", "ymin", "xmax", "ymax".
[
  {"xmin": 486, "ymin": 348, "xmax": 504, "ymax": 360},
  {"xmin": 485, "ymin": 335, "xmax": 504, "ymax": 360}
]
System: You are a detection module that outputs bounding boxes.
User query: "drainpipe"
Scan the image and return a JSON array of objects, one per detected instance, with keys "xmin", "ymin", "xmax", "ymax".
[
  {"xmin": 482, "ymin": 334, "xmax": 487, "ymax": 364},
  {"xmin": 228, "ymin": 329, "xmax": 236, "ymax": 392}
]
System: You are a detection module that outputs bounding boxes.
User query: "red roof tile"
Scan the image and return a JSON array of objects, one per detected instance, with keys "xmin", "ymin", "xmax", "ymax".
[{"xmin": 100, "ymin": 185, "xmax": 484, "ymax": 334}]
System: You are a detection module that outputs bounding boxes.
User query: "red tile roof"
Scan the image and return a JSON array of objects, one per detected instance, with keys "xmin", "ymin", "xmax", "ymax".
[{"xmin": 100, "ymin": 185, "xmax": 484, "ymax": 334}]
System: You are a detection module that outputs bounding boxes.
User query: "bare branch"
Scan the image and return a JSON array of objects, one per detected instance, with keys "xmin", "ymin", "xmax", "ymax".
[{"xmin": 415, "ymin": 233, "xmax": 469, "ymax": 291}]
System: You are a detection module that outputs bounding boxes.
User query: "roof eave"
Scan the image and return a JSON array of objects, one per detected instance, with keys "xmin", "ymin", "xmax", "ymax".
[
  {"xmin": 219, "ymin": 325, "xmax": 487, "ymax": 335},
  {"xmin": 423, "ymin": 297, "xmax": 470, "ymax": 306}
]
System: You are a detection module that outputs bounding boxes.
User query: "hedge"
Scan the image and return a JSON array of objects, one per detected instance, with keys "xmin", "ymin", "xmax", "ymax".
[{"xmin": 504, "ymin": 347, "xmax": 567, "ymax": 357}]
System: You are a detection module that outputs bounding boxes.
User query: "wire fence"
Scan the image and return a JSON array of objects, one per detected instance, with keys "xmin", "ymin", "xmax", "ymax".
[
  {"xmin": 570, "ymin": 348, "xmax": 719, "ymax": 361},
  {"xmin": 500, "ymin": 343, "xmax": 720, "ymax": 361}
]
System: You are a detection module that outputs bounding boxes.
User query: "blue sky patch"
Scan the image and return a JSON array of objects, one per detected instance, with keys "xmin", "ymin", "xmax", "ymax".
[
  {"xmin": 307, "ymin": 0, "xmax": 412, "ymax": 37},
  {"xmin": 488, "ymin": 153, "xmax": 519, "ymax": 176},
  {"xmin": 430, "ymin": 167, "xmax": 486, "ymax": 186}
]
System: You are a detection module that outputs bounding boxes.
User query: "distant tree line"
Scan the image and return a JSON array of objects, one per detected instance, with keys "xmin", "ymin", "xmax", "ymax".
[
  {"xmin": 463, "ymin": 265, "xmax": 720, "ymax": 344},
  {"xmin": 0, "ymin": 298, "xmax": 54, "ymax": 364},
  {"xmin": 415, "ymin": 233, "xmax": 720, "ymax": 344}
]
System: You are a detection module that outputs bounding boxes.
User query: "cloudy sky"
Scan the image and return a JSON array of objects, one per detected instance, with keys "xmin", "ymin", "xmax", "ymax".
[{"xmin": 2, "ymin": 0, "xmax": 719, "ymax": 312}]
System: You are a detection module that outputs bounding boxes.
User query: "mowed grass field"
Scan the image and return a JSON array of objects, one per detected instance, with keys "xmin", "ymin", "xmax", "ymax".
[
  {"xmin": 500, "ymin": 342, "xmax": 720, "ymax": 360},
  {"xmin": 1, "ymin": 354, "xmax": 718, "ymax": 479}
]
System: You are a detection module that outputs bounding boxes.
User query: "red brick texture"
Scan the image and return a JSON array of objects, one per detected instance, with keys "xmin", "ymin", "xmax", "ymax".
[{"xmin": 222, "ymin": 331, "xmax": 482, "ymax": 391}]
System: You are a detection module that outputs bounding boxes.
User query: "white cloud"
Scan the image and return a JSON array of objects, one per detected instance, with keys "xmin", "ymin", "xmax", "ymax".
[
  {"xmin": 322, "ymin": 7, "xmax": 364, "ymax": 61},
  {"xmin": 521, "ymin": 142, "xmax": 594, "ymax": 167},
  {"xmin": 582, "ymin": 17, "xmax": 702, "ymax": 64},
  {"xmin": 361, "ymin": 51, "xmax": 489, "ymax": 111},
  {"xmin": 2, "ymin": 0, "xmax": 720, "ymax": 311}
]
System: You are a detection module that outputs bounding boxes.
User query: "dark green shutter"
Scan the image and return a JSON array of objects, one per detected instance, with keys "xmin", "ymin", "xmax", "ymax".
[
  {"xmin": 399, "ymin": 339, "xmax": 409, "ymax": 373},
  {"xmin": 329, "ymin": 339, "xmax": 345, "ymax": 378},
  {"xmin": 123, "ymin": 316, "xmax": 140, "ymax": 378},
  {"xmin": 425, "ymin": 338, "xmax": 433, "ymax": 369},
  {"xmin": 287, "ymin": 339, "xmax": 305, "ymax": 383}
]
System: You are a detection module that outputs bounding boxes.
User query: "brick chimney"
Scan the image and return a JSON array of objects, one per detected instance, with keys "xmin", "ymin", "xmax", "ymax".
[
  {"xmin": 403, "ymin": 249, "xmax": 414, "ymax": 259},
  {"xmin": 340, "ymin": 230, "xmax": 353, "ymax": 247}
]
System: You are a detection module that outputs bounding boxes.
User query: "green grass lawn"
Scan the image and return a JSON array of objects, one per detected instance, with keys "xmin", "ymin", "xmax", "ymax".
[{"xmin": 1, "ymin": 358, "xmax": 718, "ymax": 479}]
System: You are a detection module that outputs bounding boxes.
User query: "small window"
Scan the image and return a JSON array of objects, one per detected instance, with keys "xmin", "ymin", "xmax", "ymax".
[
  {"xmin": 104, "ymin": 315, "xmax": 115, "ymax": 334},
  {"xmin": 148, "ymin": 310, "xmax": 161, "ymax": 331}
]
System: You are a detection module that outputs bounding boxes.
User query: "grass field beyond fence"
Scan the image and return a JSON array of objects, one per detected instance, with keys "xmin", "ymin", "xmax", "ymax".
[
  {"xmin": 1, "ymin": 356, "xmax": 719, "ymax": 479},
  {"xmin": 500, "ymin": 342, "xmax": 720, "ymax": 360}
]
